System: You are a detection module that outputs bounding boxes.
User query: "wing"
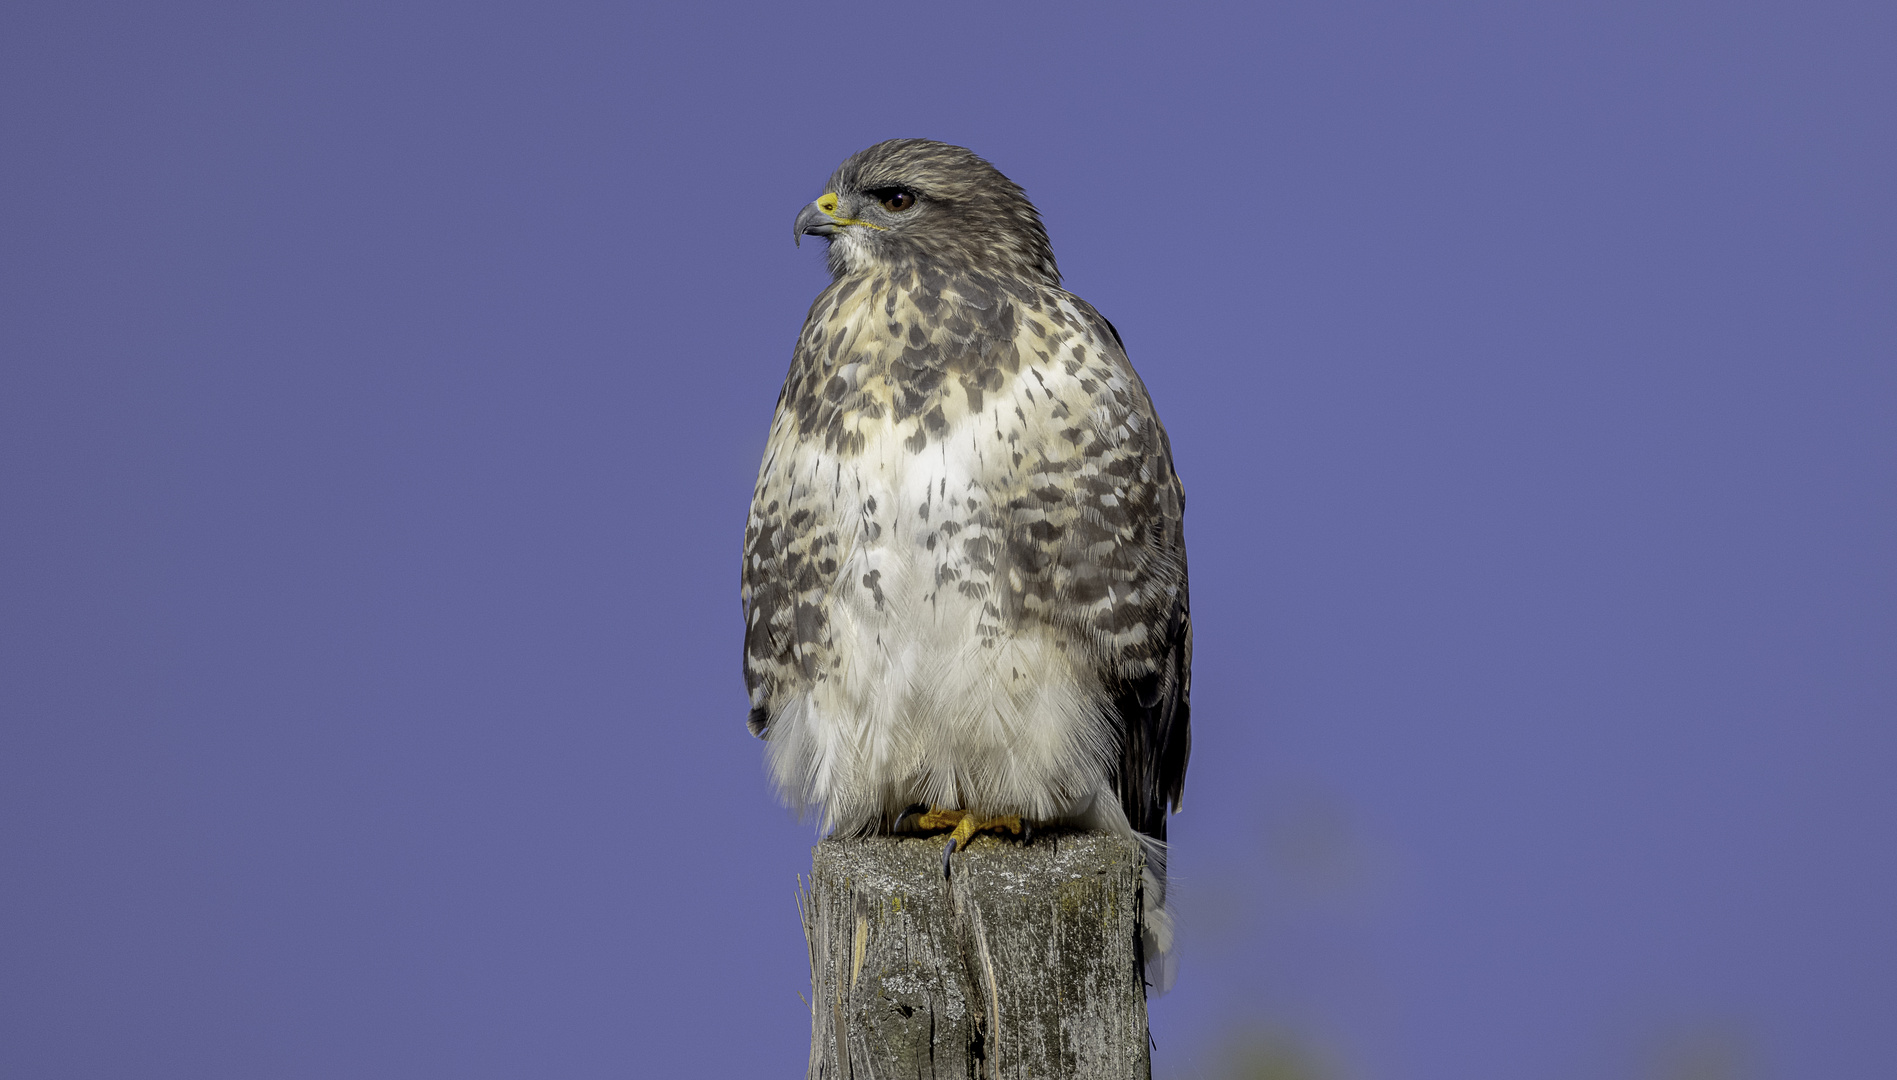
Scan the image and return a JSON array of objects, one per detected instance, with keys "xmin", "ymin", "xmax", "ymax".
[
  {"xmin": 740, "ymin": 413, "xmax": 844, "ymax": 738},
  {"xmin": 1109, "ymin": 511, "xmax": 1191, "ymax": 843},
  {"xmin": 1011, "ymin": 294, "xmax": 1192, "ymax": 842},
  {"xmin": 1094, "ymin": 357, "xmax": 1191, "ymax": 843},
  {"xmin": 740, "ymin": 285, "xmax": 853, "ymax": 739},
  {"xmin": 739, "ymin": 450, "xmax": 813, "ymax": 739}
]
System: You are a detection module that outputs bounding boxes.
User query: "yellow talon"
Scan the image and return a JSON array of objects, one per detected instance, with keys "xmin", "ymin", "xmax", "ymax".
[
  {"xmin": 947, "ymin": 813, "xmax": 1023, "ymax": 847},
  {"xmin": 911, "ymin": 807, "xmax": 1024, "ymax": 845},
  {"xmin": 948, "ymin": 814, "xmax": 980, "ymax": 850},
  {"xmin": 938, "ymin": 812, "xmax": 1025, "ymax": 878},
  {"xmin": 915, "ymin": 807, "xmax": 966, "ymax": 831}
]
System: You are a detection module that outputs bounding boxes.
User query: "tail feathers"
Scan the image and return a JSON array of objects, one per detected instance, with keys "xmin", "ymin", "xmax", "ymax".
[
  {"xmin": 1080, "ymin": 794, "xmax": 1178, "ymax": 995},
  {"xmin": 1134, "ymin": 832, "xmax": 1177, "ymax": 995}
]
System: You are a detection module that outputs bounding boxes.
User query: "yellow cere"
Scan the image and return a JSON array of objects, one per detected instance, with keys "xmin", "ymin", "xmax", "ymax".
[{"xmin": 817, "ymin": 191, "xmax": 885, "ymax": 231}]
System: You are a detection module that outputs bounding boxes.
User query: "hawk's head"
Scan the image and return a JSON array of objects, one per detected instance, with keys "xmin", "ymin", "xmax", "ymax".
[{"xmin": 795, "ymin": 139, "xmax": 1060, "ymax": 287}]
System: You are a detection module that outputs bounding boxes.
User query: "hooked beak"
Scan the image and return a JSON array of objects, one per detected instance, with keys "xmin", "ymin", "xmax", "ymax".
[
  {"xmin": 793, "ymin": 191, "xmax": 885, "ymax": 247},
  {"xmin": 793, "ymin": 200, "xmax": 834, "ymax": 247}
]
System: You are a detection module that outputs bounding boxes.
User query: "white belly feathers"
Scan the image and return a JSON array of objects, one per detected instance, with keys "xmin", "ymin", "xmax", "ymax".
[{"xmin": 762, "ymin": 363, "xmax": 1118, "ymax": 836}]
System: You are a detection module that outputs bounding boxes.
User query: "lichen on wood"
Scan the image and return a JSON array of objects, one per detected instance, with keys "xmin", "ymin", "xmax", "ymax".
[{"xmin": 800, "ymin": 830, "xmax": 1150, "ymax": 1080}]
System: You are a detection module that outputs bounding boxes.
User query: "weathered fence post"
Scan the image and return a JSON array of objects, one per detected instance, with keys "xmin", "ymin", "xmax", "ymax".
[{"xmin": 800, "ymin": 830, "xmax": 1151, "ymax": 1079}]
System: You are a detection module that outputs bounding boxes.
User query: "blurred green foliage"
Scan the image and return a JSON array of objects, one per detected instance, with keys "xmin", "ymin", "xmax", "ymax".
[
  {"xmin": 1215, "ymin": 1028, "xmax": 1341, "ymax": 1080},
  {"xmin": 1644, "ymin": 1024, "xmax": 1755, "ymax": 1080}
]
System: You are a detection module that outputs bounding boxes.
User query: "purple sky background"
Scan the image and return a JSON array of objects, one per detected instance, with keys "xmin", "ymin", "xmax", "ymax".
[{"xmin": 2, "ymin": 2, "xmax": 1892, "ymax": 1077}]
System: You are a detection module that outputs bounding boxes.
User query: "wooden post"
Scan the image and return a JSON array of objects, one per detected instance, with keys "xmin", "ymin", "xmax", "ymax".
[{"xmin": 800, "ymin": 830, "xmax": 1151, "ymax": 1080}]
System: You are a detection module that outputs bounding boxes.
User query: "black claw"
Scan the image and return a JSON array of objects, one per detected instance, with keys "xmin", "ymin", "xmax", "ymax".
[
  {"xmin": 894, "ymin": 803, "xmax": 931, "ymax": 834},
  {"xmin": 941, "ymin": 837, "xmax": 959, "ymax": 878}
]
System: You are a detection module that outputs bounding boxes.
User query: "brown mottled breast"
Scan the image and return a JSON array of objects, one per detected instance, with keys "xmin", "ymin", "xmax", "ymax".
[{"xmin": 741, "ymin": 266, "xmax": 1190, "ymax": 835}]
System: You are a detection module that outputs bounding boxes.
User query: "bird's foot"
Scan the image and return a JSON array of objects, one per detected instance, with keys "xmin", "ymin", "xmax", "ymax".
[
  {"xmin": 939, "ymin": 813, "xmax": 1023, "ymax": 878},
  {"xmin": 894, "ymin": 805, "xmax": 961, "ymax": 833}
]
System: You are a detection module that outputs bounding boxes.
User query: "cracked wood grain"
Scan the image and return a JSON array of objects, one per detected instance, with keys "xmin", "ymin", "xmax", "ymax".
[{"xmin": 800, "ymin": 830, "xmax": 1150, "ymax": 1080}]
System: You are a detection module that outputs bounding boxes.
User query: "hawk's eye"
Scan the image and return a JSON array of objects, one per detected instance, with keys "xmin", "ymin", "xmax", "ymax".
[{"xmin": 879, "ymin": 190, "xmax": 917, "ymax": 212}]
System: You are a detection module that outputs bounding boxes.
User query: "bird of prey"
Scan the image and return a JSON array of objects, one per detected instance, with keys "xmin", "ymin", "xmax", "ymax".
[{"xmin": 742, "ymin": 139, "xmax": 1190, "ymax": 978}]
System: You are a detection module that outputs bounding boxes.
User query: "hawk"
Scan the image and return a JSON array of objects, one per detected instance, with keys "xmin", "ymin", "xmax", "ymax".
[{"xmin": 742, "ymin": 139, "xmax": 1190, "ymax": 978}]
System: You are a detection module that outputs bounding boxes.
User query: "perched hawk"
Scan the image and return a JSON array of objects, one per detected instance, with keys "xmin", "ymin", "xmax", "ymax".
[{"xmin": 742, "ymin": 139, "xmax": 1190, "ymax": 977}]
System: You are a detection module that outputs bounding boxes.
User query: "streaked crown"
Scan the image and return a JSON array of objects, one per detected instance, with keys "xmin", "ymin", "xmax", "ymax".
[{"xmin": 808, "ymin": 139, "xmax": 1061, "ymax": 286}]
